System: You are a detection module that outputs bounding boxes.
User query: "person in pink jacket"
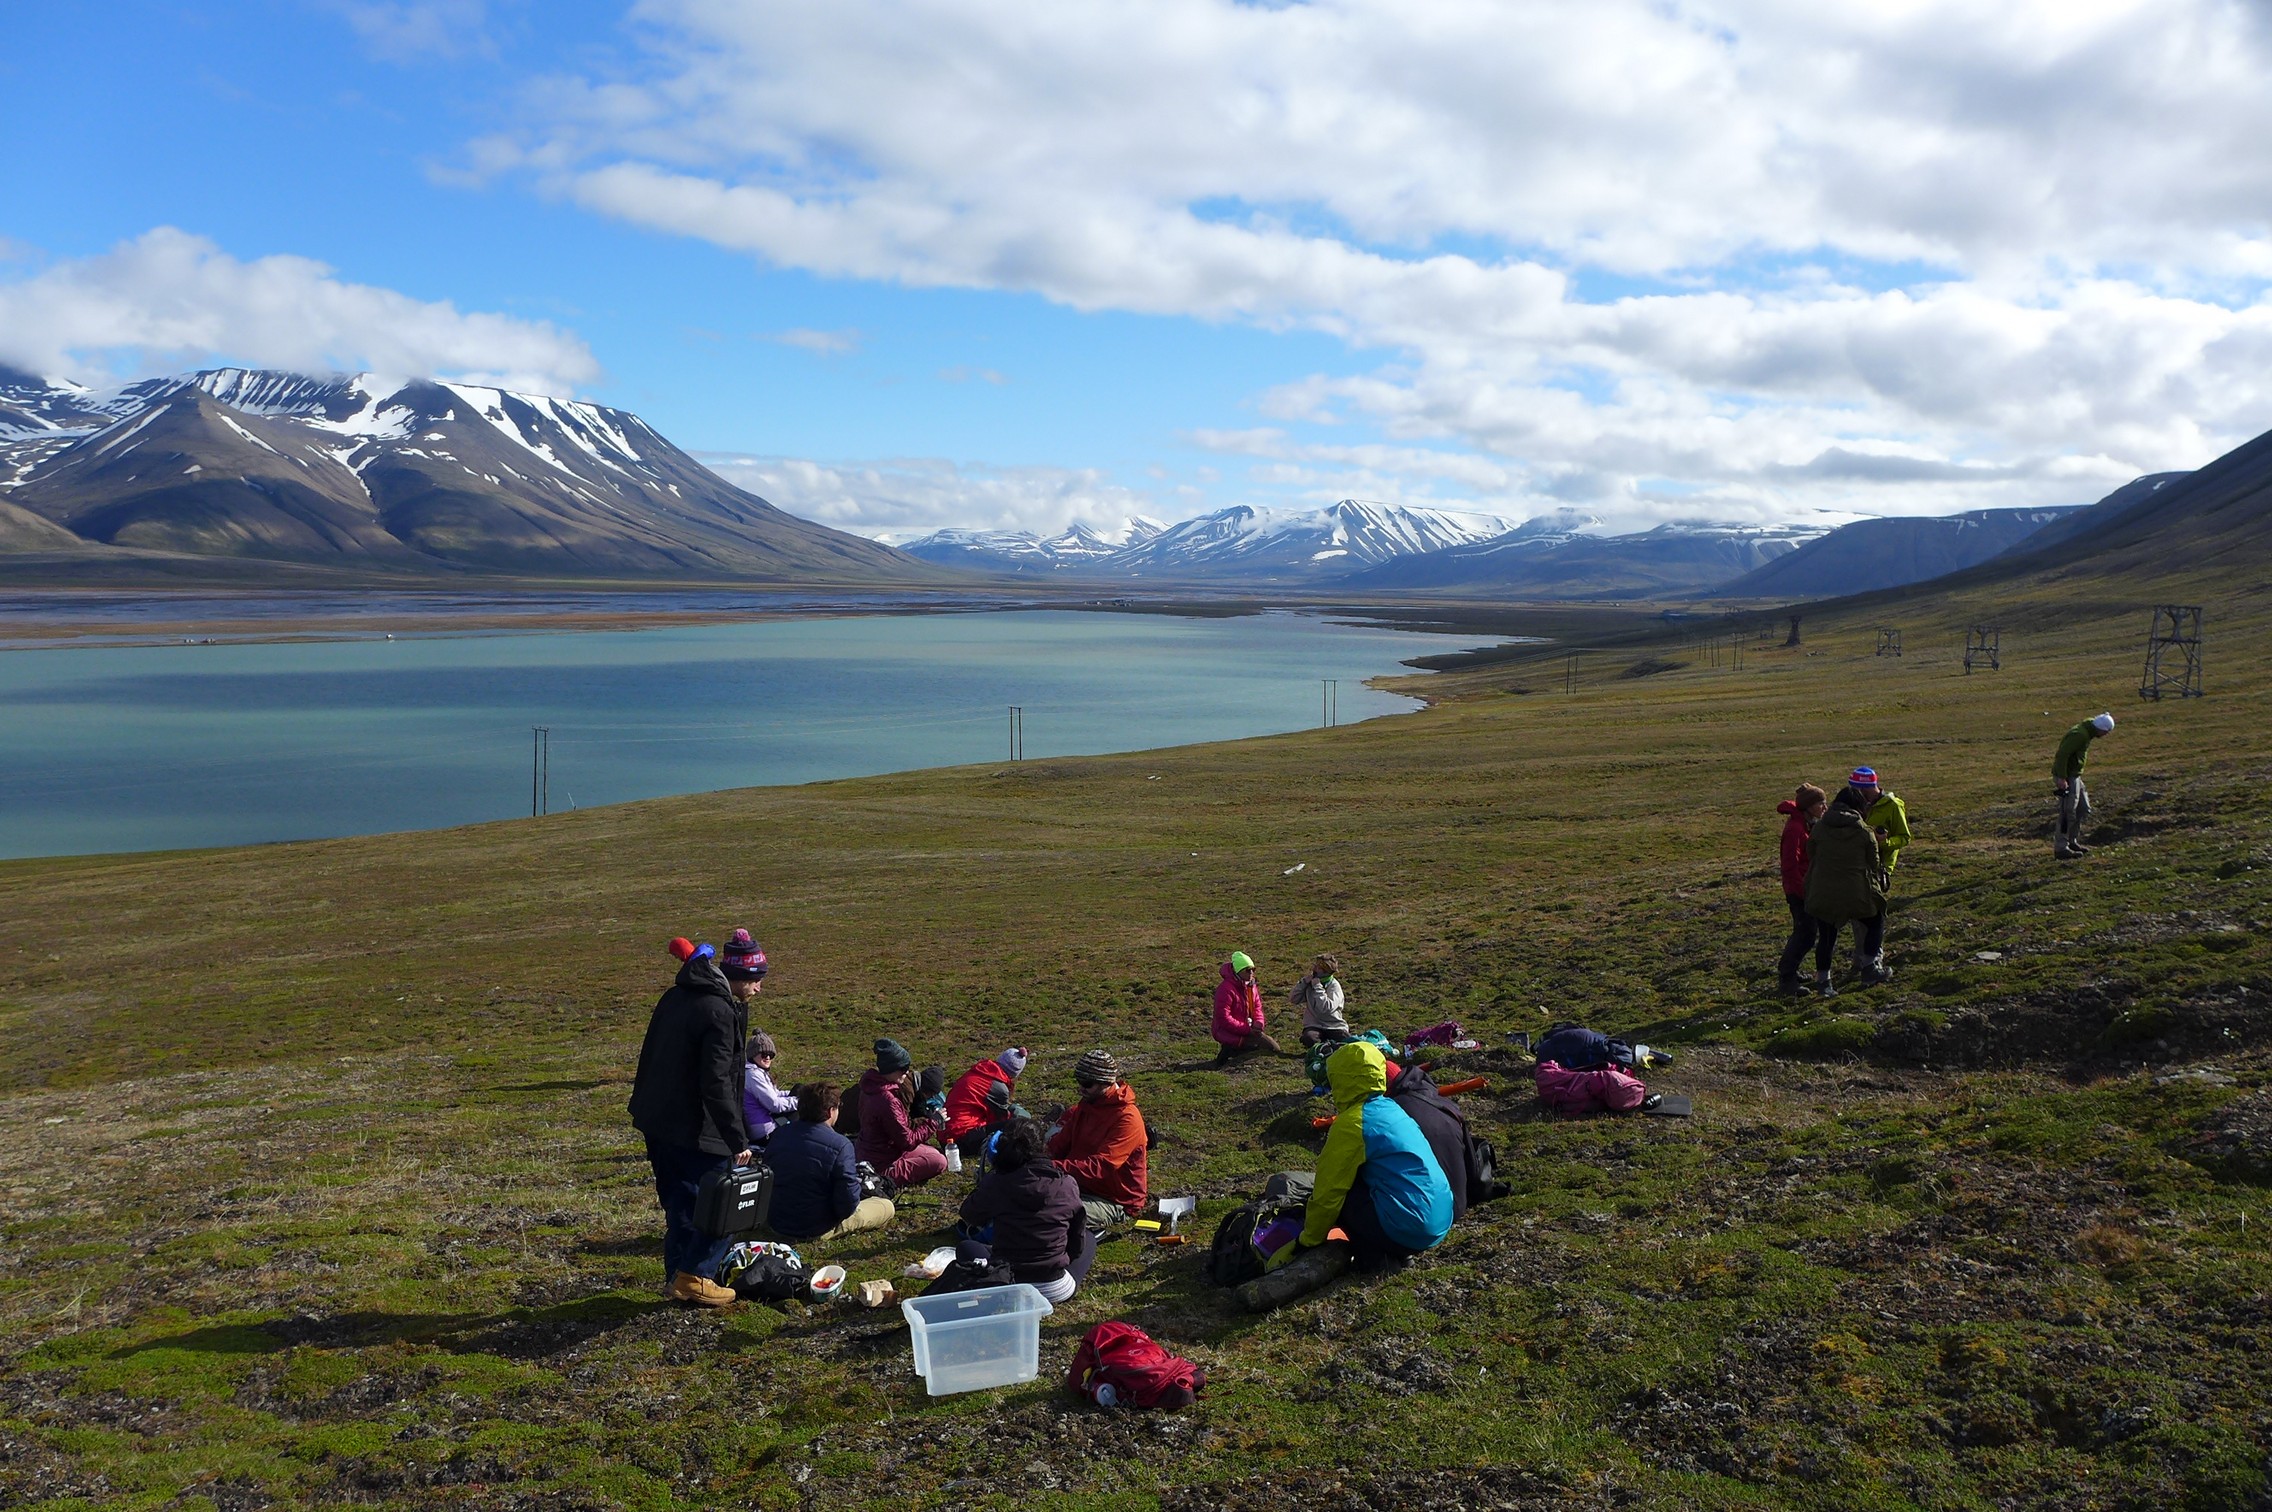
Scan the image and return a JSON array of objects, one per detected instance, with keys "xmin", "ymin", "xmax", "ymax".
[
  {"xmin": 854, "ymin": 1038, "xmax": 948, "ymax": 1189},
  {"xmin": 1212, "ymin": 951, "xmax": 1281, "ymax": 1065}
]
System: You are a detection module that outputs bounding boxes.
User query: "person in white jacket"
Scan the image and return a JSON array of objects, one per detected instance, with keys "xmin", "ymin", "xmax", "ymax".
[{"xmin": 1290, "ymin": 954, "xmax": 1350, "ymax": 1046}]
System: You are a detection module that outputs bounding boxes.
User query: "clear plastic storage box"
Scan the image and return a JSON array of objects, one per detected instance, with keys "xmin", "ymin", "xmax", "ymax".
[{"xmin": 899, "ymin": 1284, "xmax": 1054, "ymax": 1396}]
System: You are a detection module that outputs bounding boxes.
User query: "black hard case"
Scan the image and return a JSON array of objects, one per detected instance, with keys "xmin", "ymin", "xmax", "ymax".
[{"xmin": 695, "ymin": 1160, "xmax": 774, "ymax": 1237}]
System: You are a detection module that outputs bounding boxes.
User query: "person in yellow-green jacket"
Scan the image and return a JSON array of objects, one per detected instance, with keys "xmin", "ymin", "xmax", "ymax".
[
  {"xmin": 2053, "ymin": 712, "xmax": 2115, "ymax": 859},
  {"xmin": 1266, "ymin": 1040, "xmax": 1453, "ymax": 1272},
  {"xmin": 1847, "ymin": 766, "xmax": 1907, "ymax": 984}
]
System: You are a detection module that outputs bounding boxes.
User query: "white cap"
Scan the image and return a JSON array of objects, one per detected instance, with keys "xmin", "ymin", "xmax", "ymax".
[{"xmin": 2091, "ymin": 712, "xmax": 2116, "ymax": 733}]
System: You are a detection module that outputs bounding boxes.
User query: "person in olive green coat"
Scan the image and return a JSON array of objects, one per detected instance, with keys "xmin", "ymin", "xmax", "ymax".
[
  {"xmin": 2053, "ymin": 713, "xmax": 2115, "ymax": 858},
  {"xmin": 1803, "ymin": 784, "xmax": 1888, "ymax": 997}
]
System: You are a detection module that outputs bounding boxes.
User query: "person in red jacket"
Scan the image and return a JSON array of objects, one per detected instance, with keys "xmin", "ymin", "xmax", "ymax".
[
  {"xmin": 944, "ymin": 1047, "xmax": 1029, "ymax": 1158},
  {"xmin": 1047, "ymin": 1049, "xmax": 1148, "ymax": 1226},
  {"xmin": 1775, "ymin": 783, "xmax": 1828, "ymax": 995},
  {"xmin": 854, "ymin": 1038, "xmax": 949, "ymax": 1189},
  {"xmin": 1211, "ymin": 951, "xmax": 1280, "ymax": 1065}
]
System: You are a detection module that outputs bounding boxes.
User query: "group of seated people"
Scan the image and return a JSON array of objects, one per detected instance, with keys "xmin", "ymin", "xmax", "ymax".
[
  {"xmin": 702, "ymin": 941, "xmax": 1475, "ymax": 1310},
  {"xmin": 743, "ymin": 1036, "xmax": 1148, "ymax": 1302}
]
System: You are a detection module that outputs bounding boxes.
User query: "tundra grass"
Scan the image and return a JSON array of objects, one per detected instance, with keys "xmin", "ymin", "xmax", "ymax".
[{"xmin": 1, "ymin": 565, "xmax": 2268, "ymax": 1510}]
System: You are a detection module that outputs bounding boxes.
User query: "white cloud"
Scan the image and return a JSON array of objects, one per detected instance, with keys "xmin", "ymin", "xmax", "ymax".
[
  {"xmin": 483, "ymin": 0, "xmax": 2272, "ymax": 525},
  {"xmin": 328, "ymin": 0, "xmax": 503, "ymax": 63},
  {"xmin": 0, "ymin": 228, "xmax": 599, "ymax": 396},
  {"xmin": 699, "ymin": 453, "xmax": 1170, "ymax": 538},
  {"xmin": 769, "ymin": 326, "xmax": 861, "ymax": 356}
]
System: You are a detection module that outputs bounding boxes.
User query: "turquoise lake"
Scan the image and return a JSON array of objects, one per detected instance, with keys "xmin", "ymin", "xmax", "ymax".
[{"xmin": 0, "ymin": 609, "xmax": 1485, "ymax": 859}]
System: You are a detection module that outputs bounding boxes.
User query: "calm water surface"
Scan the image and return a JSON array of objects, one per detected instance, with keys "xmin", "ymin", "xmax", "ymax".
[{"xmin": 0, "ymin": 610, "xmax": 1483, "ymax": 859}]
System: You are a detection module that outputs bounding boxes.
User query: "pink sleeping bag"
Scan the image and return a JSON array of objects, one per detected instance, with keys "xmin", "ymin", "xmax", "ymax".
[{"xmin": 1535, "ymin": 1059, "xmax": 1648, "ymax": 1116}]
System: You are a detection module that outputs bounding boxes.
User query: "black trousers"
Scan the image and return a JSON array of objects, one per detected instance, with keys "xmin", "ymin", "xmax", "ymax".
[{"xmin": 1777, "ymin": 894, "xmax": 1818, "ymax": 981}]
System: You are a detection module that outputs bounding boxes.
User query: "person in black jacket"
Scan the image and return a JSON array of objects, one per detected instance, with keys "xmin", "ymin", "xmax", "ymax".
[
  {"xmin": 937, "ymin": 1119, "xmax": 1095, "ymax": 1303},
  {"xmin": 1387, "ymin": 1061, "xmax": 1484, "ymax": 1224},
  {"xmin": 628, "ymin": 936, "xmax": 760, "ymax": 1305}
]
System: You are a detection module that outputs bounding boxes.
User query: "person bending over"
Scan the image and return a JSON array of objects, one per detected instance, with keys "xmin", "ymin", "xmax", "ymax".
[
  {"xmin": 1047, "ymin": 1049, "xmax": 1148, "ymax": 1228},
  {"xmin": 2053, "ymin": 712, "xmax": 2115, "ymax": 859},
  {"xmin": 855, "ymin": 1038, "xmax": 949, "ymax": 1190},
  {"xmin": 941, "ymin": 1118, "xmax": 1096, "ymax": 1302},
  {"xmin": 764, "ymin": 1083, "xmax": 895, "ymax": 1241}
]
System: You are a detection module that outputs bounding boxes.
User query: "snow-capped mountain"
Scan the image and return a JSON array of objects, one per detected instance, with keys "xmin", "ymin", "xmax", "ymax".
[
  {"xmin": 0, "ymin": 367, "xmax": 944, "ymax": 580},
  {"xmin": 900, "ymin": 500, "xmax": 1516, "ymax": 580},
  {"xmin": 893, "ymin": 517, "xmax": 1165, "ymax": 574},
  {"xmin": 1344, "ymin": 518, "xmax": 1825, "ymax": 598}
]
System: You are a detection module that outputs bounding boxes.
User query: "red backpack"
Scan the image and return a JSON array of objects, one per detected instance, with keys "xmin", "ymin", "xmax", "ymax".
[{"xmin": 1065, "ymin": 1322, "xmax": 1206, "ymax": 1410}]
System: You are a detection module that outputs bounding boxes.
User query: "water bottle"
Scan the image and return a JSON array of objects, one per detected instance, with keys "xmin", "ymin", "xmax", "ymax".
[
  {"xmin": 1092, "ymin": 1383, "xmax": 1120, "ymax": 1407},
  {"xmin": 945, "ymin": 1144, "xmax": 963, "ymax": 1174}
]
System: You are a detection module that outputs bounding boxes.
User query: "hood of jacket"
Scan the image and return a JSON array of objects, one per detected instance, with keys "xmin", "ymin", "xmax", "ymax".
[
  {"xmin": 1817, "ymin": 803, "xmax": 1867, "ymax": 833},
  {"xmin": 1220, "ymin": 961, "xmax": 1241, "ymax": 985},
  {"xmin": 856, "ymin": 1066, "xmax": 902, "ymax": 1096},
  {"xmin": 1325, "ymin": 1040, "xmax": 1390, "ymax": 1110},
  {"xmin": 676, "ymin": 953, "xmax": 733, "ymax": 1000},
  {"xmin": 1777, "ymin": 799, "xmax": 1801, "ymax": 817}
]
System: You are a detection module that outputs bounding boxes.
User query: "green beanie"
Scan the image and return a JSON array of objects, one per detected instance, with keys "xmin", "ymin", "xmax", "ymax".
[
  {"xmin": 874, "ymin": 1037, "xmax": 911, "ymax": 1073},
  {"xmin": 1229, "ymin": 951, "xmax": 1254, "ymax": 972}
]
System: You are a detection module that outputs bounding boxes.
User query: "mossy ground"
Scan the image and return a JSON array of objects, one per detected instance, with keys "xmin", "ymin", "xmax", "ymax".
[{"xmin": 1, "ymin": 564, "xmax": 2268, "ymax": 1509}]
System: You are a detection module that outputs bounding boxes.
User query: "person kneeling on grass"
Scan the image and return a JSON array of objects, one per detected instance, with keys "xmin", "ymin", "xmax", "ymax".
[
  {"xmin": 944, "ymin": 1047, "xmax": 1029, "ymax": 1159},
  {"xmin": 855, "ymin": 1038, "xmax": 950, "ymax": 1190},
  {"xmin": 1212, "ymin": 952, "xmax": 1280, "ymax": 1064},
  {"xmin": 1047, "ymin": 1050, "xmax": 1149, "ymax": 1228},
  {"xmin": 935, "ymin": 1117, "xmax": 1097, "ymax": 1302},
  {"xmin": 1269, "ymin": 1040, "xmax": 1452, "ymax": 1272},
  {"xmin": 765, "ymin": 1083, "xmax": 895, "ymax": 1242}
]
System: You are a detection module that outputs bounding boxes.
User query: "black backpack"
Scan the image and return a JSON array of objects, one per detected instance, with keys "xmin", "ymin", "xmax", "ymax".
[
  {"xmin": 717, "ymin": 1241, "xmax": 808, "ymax": 1301},
  {"xmin": 1207, "ymin": 1194, "xmax": 1305, "ymax": 1288}
]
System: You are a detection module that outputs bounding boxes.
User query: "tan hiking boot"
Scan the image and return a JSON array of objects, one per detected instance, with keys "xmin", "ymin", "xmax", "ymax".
[{"xmin": 670, "ymin": 1271, "xmax": 735, "ymax": 1307}]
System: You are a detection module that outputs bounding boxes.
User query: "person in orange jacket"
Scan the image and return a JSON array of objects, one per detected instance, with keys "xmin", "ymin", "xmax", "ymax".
[{"xmin": 1046, "ymin": 1049, "xmax": 1148, "ymax": 1227}]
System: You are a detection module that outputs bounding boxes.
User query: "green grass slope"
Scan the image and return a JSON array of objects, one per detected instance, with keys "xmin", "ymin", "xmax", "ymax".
[{"xmin": 1, "ymin": 548, "xmax": 2268, "ymax": 1509}]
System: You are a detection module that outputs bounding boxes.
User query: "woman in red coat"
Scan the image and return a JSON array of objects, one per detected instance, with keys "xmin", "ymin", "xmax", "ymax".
[{"xmin": 1776, "ymin": 783, "xmax": 1828, "ymax": 994}]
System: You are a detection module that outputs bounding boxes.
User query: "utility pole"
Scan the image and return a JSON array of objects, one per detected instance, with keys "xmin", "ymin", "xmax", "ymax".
[
  {"xmin": 531, "ymin": 726, "xmax": 550, "ymax": 817},
  {"xmin": 1320, "ymin": 679, "xmax": 1338, "ymax": 728},
  {"xmin": 1008, "ymin": 706, "xmax": 1023, "ymax": 761}
]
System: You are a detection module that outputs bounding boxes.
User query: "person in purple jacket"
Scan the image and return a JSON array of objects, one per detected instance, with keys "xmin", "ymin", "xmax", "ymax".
[{"xmin": 741, "ymin": 1032, "xmax": 797, "ymax": 1147}]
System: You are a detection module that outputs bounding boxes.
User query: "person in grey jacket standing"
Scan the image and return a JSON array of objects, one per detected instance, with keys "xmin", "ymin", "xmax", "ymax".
[{"xmin": 1291, "ymin": 954, "xmax": 1350, "ymax": 1046}]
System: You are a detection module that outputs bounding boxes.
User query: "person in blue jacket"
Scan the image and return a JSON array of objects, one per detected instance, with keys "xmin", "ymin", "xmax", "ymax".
[
  {"xmin": 764, "ymin": 1083, "xmax": 895, "ymax": 1242},
  {"xmin": 1269, "ymin": 1040, "xmax": 1453, "ymax": 1270}
]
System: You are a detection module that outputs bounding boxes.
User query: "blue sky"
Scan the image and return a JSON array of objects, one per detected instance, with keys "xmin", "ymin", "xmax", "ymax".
[{"xmin": 7, "ymin": 1, "xmax": 2272, "ymax": 538}]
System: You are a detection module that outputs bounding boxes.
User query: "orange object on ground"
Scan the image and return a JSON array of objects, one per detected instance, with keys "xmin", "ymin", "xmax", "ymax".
[
  {"xmin": 1310, "ymin": 1114, "xmax": 1335, "ymax": 1129},
  {"xmin": 1154, "ymin": 1234, "xmax": 1185, "ymax": 1246},
  {"xmin": 1438, "ymin": 1076, "xmax": 1489, "ymax": 1096}
]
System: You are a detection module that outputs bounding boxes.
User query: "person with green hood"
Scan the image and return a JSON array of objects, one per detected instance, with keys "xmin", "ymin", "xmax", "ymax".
[
  {"xmin": 1211, "ymin": 951, "xmax": 1279, "ymax": 1064},
  {"xmin": 1803, "ymin": 778, "xmax": 1889, "ymax": 995},
  {"xmin": 1266, "ymin": 1040, "xmax": 1453, "ymax": 1272},
  {"xmin": 2053, "ymin": 712, "xmax": 2116, "ymax": 859}
]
